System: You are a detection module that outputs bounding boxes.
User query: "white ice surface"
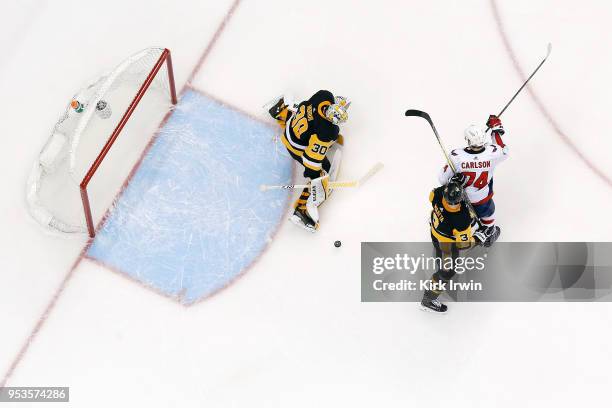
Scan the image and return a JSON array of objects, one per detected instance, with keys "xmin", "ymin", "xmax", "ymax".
[{"xmin": 1, "ymin": 1, "xmax": 612, "ymax": 407}]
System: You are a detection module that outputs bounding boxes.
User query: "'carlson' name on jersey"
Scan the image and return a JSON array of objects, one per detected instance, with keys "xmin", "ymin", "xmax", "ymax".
[{"xmin": 461, "ymin": 160, "xmax": 490, "ymax": 169}]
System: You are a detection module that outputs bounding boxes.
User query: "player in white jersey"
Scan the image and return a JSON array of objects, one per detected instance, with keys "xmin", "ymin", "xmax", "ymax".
[{"xmin": 438, "ymin": 115, "xmax": 508, "ymax": 227}]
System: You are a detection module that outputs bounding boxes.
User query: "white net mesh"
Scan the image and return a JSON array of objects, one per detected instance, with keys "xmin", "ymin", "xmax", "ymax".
[{"xmin": 27, "ymin": 47, "xmax": 174, "ymax": 234}]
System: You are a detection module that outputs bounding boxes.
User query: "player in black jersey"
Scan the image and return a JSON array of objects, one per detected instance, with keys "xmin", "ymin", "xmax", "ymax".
[
  {"xmin": 268, "ymin": 90, "xmax": 349, "ymax": 232},
  {"xmin": 422, "ymin": 181, "xmax": 500, "ymax": 313}
]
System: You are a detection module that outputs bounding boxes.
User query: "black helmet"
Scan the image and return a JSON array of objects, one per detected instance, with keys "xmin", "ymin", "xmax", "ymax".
[{"xmin": 443, "ymin": 182, "xmax": 463, "ymax": 205}]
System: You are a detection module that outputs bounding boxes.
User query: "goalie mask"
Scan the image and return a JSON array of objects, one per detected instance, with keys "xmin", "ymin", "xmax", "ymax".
[
  {"xmin": 464, "ymin": 124, "xmax": 487, "ymax": 148},
  {"xmin": 324, "ymin": 96, "xmax": 351, "ymax": 125}
]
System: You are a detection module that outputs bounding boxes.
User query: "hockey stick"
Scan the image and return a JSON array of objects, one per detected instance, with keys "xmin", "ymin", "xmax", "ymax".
[
  {"xmin": 497, "ymin": 43, "xmax": 552, "ymax": 118},
  {"xmin": 405, "ymin": 110, "xmax": 481, "ymax": 225},
  {"xmin": 260, "ymin": 162, "xmax": 384, "ymax": 191}
]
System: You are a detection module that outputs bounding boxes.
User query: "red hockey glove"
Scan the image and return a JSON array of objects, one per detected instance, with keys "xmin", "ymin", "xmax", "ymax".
[{"xmin": 486, "ymin": 115, "xmax": 505, "ymax": 135}]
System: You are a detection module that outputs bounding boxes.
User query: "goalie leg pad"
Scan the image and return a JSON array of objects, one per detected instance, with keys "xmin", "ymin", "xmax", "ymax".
[
  {"xmin": 305, "ymin": 173, "xmax": 329, "ymax": 223},
  {"xmin": 309, "ymin": 174, "xmax": 330, "ymax": 206},
  {"xmin": 294, "ymin": 187, "xmax": 310, "ymax": 209},
  {"xmin": 290, "ymin": 188, "xmax": 318, "ymax": 232}
]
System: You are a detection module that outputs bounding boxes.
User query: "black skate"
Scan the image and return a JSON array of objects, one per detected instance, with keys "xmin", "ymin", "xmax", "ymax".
[
  {"xmin": 267, "ymin": 97, "xmax": 288, "ymax": 120},
  {"xmin": 289, "ymin": 207, "xmax": 317, "ymax": 233},
  {"xmin": 420, "ymin": 298, "xmax": 448, "ymax": 314}
]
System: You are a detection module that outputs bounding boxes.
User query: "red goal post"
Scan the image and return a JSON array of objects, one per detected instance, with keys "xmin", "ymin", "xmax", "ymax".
[
  {"xmin": 80, "ymin": 49, "xmax": 177, "ymax": 237},
  {"xmin": 26, "ymin": 47, "xmax": 178, "ymax": 238}
]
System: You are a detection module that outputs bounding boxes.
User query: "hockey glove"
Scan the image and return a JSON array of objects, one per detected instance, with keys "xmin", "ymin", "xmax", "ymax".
[
  {"xmin": 337, "ymin": 134, "xmax": 345, "ymax": 146},
  {"xmin": 473, "ymin": 225, "xmax": 501, "ymax": 248},
  {"xmin": 473, "ymin": 229, "xmax": 488, "ymax": 247},
  {"xmin": 450, "ymin": 172, "xmax": 467, "ymax": 187},
  {"xmin": 486, "ymin": 115, "xmax": 505, "ymax": 135}
]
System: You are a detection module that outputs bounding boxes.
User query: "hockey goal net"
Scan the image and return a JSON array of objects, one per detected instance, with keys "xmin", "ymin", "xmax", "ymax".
[{"xmin": 27, "ymin": 47, "xmax": 177, "ymax": 237}]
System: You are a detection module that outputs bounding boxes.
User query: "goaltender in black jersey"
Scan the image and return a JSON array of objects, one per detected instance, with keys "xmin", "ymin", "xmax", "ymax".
[
  {"xmin": 422, "ymin": 181, "xmax": 500, "ymax": 314},
  {"xmin": 276, "ymin": 90, "xmax": 344, "ymax": 179},
  {"xmin": 268, "ymin": 90, "xmax": 349, "ymax": 233}
]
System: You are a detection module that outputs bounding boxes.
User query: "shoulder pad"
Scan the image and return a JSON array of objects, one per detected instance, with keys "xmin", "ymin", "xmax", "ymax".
[
  {"xmin": 309, "ymin": 90, "xmax": 334, "ymax": 106},
  {"xmin": 314, "ymin": 121, "xmax": 340, "ymax": 142}
]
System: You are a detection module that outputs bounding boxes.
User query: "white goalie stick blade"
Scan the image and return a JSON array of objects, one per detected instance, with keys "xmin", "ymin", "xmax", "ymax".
[{"xmin": 259, "ymin": 162, "xmax": 384, "ymax": 191}]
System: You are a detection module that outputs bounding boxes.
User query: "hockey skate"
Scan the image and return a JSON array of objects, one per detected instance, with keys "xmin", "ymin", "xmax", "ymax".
[
  {"xmin": 420, "ymin": 298, "xmax": 448, "ymax": 314},
  {"xmin": 289, "ymin": 206, "xmax": 318, "ymax": 233},
  {"xmin": 267, "ymin": 97, "xmax": 287, "ymax": 120},
  {"xmin": 264, "ymin": 94, "xmax": 296, "ymax": 121}
]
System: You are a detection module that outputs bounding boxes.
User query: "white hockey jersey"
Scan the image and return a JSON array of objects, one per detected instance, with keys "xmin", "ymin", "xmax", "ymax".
[{"xmin": 438, "ymin": 134, "xmax": 508, "ymax": 204}]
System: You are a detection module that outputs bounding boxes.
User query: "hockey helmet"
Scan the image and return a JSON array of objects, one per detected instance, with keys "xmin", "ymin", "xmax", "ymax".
[
  {"xmin": 443, "ymin": 181, "xmax": 463, "ymax": 206},
  {"xmin": 464, "ymin": 124, "xmax": 488, "ymax": 148},
  {"xmin": 325, "ymin": 96, "xmax": 351, "ymax": 125}
]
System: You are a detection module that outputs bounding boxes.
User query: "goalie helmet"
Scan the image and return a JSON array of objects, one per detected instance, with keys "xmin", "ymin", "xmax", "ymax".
[
  {"xmin": 464, "ymin": 124, "xmax": 487, "ymax": 148},
  {"xmin": 443, "ymin": 181, "xmax": 463, "ymax": 206},
  {"xmin": 325, "ymin": 96, "xmax": 351, "ymax": 125}
]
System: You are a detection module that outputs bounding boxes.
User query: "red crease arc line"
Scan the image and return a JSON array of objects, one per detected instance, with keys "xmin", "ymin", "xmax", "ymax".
[
  {"xmin": 490, "ymin": 0, "xmax": 611, "ymax": 188},
  {"xmin": 184, "ymin": 0, "xmax": 242, "ymax": 89}
]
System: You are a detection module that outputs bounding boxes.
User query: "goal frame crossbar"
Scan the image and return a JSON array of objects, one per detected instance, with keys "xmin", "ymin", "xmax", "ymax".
[{"xmin": 79, "ymin": 48, "xmax": 177, "ymax": 237}]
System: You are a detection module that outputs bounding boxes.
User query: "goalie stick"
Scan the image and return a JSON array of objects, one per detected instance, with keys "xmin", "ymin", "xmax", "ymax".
[{"xmin": 260, "ymin": 162, "xmax": 384, "ymax": 191}]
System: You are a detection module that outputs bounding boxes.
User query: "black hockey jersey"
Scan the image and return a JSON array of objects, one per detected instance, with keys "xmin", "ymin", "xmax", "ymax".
[
  {"xmin": 429, "ymin": 186, "xmax": 476, "ymax": 245},
  {"xmin": 281, "ymin": 90, "xmax": 341, "ymax": 178}
]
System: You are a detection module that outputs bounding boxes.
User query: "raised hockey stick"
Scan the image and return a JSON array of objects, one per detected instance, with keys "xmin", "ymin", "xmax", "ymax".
[
  {"xmin": 405, "ymin": 110, "xmax": 481, "ymax": 224},
  {"xmin": 497, "ymin": 43, "xmax": 552, "ymax": 118},
  {"xmin": 260, "ymin": 162, "xmax": 384, "ymax": 191}
]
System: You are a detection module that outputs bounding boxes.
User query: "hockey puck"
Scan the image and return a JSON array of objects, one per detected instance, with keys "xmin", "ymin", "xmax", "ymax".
[{"xmin": 334, "ymin": 240, "xmax": 341, "ymax": 248}]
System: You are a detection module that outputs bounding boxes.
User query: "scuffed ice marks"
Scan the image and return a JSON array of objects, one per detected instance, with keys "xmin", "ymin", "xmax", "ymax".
[{"xmin": 88, "ymin": 90, "xmax": 293, "ymax": 304}]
